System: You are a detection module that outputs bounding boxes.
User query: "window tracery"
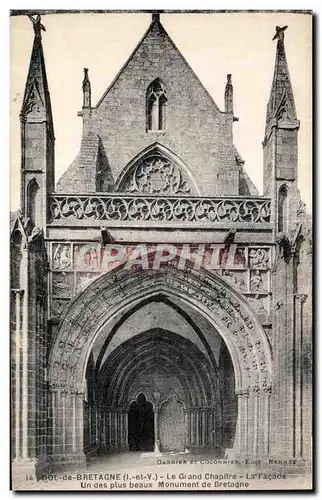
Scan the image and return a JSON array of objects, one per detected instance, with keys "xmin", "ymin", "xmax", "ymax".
[
  {"xmin": 120, "ymin": 154, "xmax": 192, "ymax": 195},
  {"xmin": 146, "ymin": 79, "xmax": 167, "ymax": 131}
]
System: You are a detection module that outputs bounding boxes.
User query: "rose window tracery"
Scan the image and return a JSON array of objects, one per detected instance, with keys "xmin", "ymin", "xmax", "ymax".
[{"xmin": 120, "ymin": 155, "xmax": 192, "ymax": 195}]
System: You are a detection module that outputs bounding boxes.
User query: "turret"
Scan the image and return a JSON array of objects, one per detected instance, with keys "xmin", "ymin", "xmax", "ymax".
[
  {"xmin": 262, "ymin": 25, "xmax": 300, "ymax": 235},
  {"xmin": 20, "ymin": 14, "xmax": 55, "ymax": 229}
]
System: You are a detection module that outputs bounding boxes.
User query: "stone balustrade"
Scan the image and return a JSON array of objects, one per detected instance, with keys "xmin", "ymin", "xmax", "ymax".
[{"xmin": 48, "ymin": 194, "xmax": 271, "ymax": 226}]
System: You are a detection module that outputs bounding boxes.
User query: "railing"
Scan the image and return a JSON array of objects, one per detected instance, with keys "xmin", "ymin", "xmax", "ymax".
[{"xmin": 48, "ymin": 194, "xmax": 271, "ymax": 225}]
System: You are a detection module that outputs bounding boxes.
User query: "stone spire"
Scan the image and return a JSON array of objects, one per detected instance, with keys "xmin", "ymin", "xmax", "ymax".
[
  {"xmin": 20, "ymin": 14, "xmax": 55, "ymax": 226},
  {"xmin": 264, "ymin": 25, "xmax": 298, "ymax": 139},
  {"xmin": 82, "ymin": 67, "xmax": 91, "ymax": 108},
  {"xmin": 20, "ymin": 14, "xmax": 54, "ymax": 132}
]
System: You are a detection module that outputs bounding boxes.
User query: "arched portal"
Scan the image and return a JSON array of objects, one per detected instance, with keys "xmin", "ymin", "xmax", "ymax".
[{"xmin": 48, "ymin": 265, "xmax": 272, "ymax": 469}]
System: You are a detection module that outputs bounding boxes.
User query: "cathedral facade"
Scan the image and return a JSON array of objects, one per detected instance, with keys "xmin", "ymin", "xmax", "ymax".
[{"xmin": 10, "ymin": 13, "xmax": 312, "ymax": 477}]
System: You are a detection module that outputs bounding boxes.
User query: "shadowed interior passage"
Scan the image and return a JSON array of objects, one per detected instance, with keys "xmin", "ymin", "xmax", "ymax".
[{"xmin": 128, "ymin": 393, "xmax": 155, "ymax": 451}]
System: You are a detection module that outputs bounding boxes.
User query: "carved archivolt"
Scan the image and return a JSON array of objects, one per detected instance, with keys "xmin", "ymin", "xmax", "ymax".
[{"xmin": 48, "ymin": 265, "xmax": 272, "ymax": 395}]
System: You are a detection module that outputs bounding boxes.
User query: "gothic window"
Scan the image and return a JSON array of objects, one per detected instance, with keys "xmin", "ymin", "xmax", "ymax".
[
  {"xmin": 27, "ymin": 179, "xmax": 41, "ymax": 227},
  {"xmin": 146, "ymin": 79, "xmax": 167, "ymax": 131},
  {"xmin": 278, "ymin": 185, "xmax": 288, "ymax": 232}
]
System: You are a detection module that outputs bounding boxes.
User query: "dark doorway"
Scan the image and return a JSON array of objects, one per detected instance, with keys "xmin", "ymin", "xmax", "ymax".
[{"xmin": 128, "ymin": 393, "xmax": 154, "ymax": 451}]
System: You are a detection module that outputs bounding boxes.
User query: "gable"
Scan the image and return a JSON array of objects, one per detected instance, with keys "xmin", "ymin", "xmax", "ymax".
[
  {"xmin": 80, "ymin": 17, "xmax": 240, "ymax": 197},
  {"xmin": 96, "ymin": 19, "xmax": 220, "ymax": 113}
]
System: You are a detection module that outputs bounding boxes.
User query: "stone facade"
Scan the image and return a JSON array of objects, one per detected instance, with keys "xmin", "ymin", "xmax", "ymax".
[{"xmin": 10, "ymin": 14, "xmax": 312, "ymax": 478}]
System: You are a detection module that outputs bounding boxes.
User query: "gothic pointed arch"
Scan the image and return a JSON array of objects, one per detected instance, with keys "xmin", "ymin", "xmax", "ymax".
[
  {"xmin": 116, "ymin": 143, "xmax": 199, "ymax": 195},
  {"xmin": 94, "ymin": 294, "xmax": 219, "ymax": 378},
  {"xmin": 278, "ymin": 184, "xmax": 289, "ymax": 233},
  {"xmin": 26, "ymin": 178, "xmax": 41, "ymax": 227},
  {"xmin": 48, "ymin": 264, "xmax": 272, "ymax": 394},
  {"xmin": 47, "ymin": 262, "xmax": 273, "ymax": 458}
]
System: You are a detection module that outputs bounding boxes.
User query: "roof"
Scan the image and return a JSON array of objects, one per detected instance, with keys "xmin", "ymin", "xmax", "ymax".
[
  {"xmin": 56, "ymin": 134, "xmax": 113, "ymax": 192},
  {"xmin": 95, "ymin": 15, "xmax": 221, "ymax": 113}
]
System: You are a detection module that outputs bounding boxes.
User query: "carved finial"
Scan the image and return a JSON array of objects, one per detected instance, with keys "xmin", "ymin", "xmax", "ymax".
[
  {"xmin": 28, "ymin": 14, "xmax": 46, "ymax": 39},
  {"xmin": 152, "ymin": 12, "xmax": 160, "ymax": 24},
  {"xmin": 82, "ymin": 68, "xmax": 89, "ymax": 87},
  {"xmin": 272, "ymin": 25, "xmax": 288, "ymax": 42},
  {"xmin": 225, "ymin": 73, "xmax": 233, "ymax": 114},
  {"xmin": 82, "ymin": 68, "xmax": 91, "ymax": 108}
]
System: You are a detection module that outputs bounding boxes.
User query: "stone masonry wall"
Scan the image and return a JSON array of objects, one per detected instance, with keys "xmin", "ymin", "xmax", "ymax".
[{"xmin": 60, "ymin": 20, "xmax": 239, "ymax": 196}]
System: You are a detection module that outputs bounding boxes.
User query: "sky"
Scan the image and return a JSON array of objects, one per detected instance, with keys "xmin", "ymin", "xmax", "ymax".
[{"xmin": 10, "ymin": 11, "xmax": 312, "ymax": 211}]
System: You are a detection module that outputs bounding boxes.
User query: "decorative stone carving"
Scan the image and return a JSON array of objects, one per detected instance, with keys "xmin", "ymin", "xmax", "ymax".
[
  {"xmin": 223, "ymin": 270, "xmax": 247, "ymax": 291},
  {"xmin": 276, "ymin": 232, "xmax": 292, "ymax": 262},
  {"xmin": 27, "ymin": 226, "xmax": 43, "ymax": 243},
  {"xmin": 297, "ymin": 199, "xmax": 307, "ymax": 218},
  {"xmin": 52, "ymin": 244, "xmax": 71, "ymax": 270},
  {"xmin": 74, "ymin": 244, "xmax": 100, "ymax": 271},
  {"xmin": 121, "ymin": 155, "xmax": 192, "ymax": 195},
  {"xmin": 76, "ymin": 273, "xmax": 99, "ymax": 293},
  {"xmin": 49, "ymin": 267, "xmax": 272, "ymax": 393},
  {"xmin": 52, "ymin": 272, "xmax": 74, "ymax": 296},
  {"xmin": 51, "ymin": 298, "xmax": 70, "ymax": 318},
  {"xmin": 249, "ymin": 248, "xmax": 270, "ymax": 268},
  {"xmin": 275, "ymin": 300, "xmax": 283, "ymax": 310},
  {"xmin": 295, "ymin": 293, "xmax": 308, "ymax": 304},
  {"xmin": 49, "ymin": 195, "xmax": 271, "ymax": 224},
  {"xmin": 247, "ymin": 295, "xmax": 269, "ymax": 322},
  {"xmin": 28, "ymin": 14, "xmax": 46, "ymax": 38},
  {"xmin": 250, "ymin": 270, "xmax": 267, "ymax": 292},
  {"xmin": 235, "ymin": 247, "xmax": 246, "ymax": 267}
]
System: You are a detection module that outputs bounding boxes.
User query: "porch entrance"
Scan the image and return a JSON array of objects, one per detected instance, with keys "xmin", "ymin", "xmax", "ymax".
[{"xmin": 128, "ymin": 393, "xmax": 155, "ymax": 451}]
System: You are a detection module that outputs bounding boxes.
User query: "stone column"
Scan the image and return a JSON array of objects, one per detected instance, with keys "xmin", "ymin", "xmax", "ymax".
[
  {"xmin": 119, "ymin": 411, "xmax": 123, "ymax": 449},
  {"xmin": 124, "ymin": 411, "xmax": 129, "ymax": 451},
  {"xmin": 294, "ymin": 293, "xmax": 307, "ymax": 457},
  {"xmin": 257, "ymin": 387, "xmax": 271, "ymax": 456},
  {"xmin": 195, "ymin": 410, "xmax": 200, "ymax": 448},
  {"xmin": 21, "ymin": 264, "xmax": 29, "ymax": 461},
  {"xmin": 188, "ymin": 409, "xmax": 192, "ymax": 447},
  {"xmin": 183, "ymin": 409, "xmax": 188, "ymax": 450},
  {"xmin": 49, "ymin": 387, "xmax": 86, "ymax": 470},
  {"xmin": 234, "ymin": 389, "xmax": 249, "ymax": 455},
  {"xmin": 101, "ymin": 411, "xmax": 106, "ymax": 449},
  {"xmin": 75, "ymin": 391, "xmax": 86, "ymax": 464},
  {"xmin": 13, "ymin": 290, "xmax": 23, "ymax": 460},
  {"xmin": 252, "ymin": 388, "xmax": 259, "ymax": 456},
  {"xmin": 200, "ymin": 409, "xmax": 205, "ymax": 448},
  {"xmin": 154, "ymin": 407, "xmax": 161, "ymax": 453},
  {"xmin": 192, "ymin": 410, "xmax": 196, "ymax": 448},
  {"xmin": 108, "ymin": 412, "xmax": 112, "ymax": 450}
]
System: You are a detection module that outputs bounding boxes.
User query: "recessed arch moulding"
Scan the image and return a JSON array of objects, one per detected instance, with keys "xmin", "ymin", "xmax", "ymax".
[{"xmin": 48, "ymin": 263, "xmax": 273, "ymax": 460}]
